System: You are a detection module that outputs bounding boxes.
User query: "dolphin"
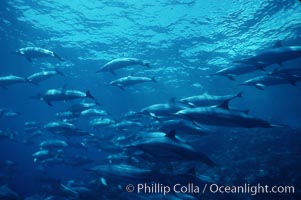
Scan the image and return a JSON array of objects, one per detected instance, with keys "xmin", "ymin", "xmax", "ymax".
[
  {"xmin": 0, "ymin": 75, "xmax": 29, "ymax": 89},
  {"xmin": 175, "ymin": 102, "xmax": 278, "ymax": 128},
  {"xmin": 212, "ymin": 63, "xmax": 267, "ymax": 80},
  {"xmin": 26, "ymin": 68, "xmax": 65, "ymax": 85},
  {"xmin": 156, "ymin": 119, "xmax": 210, "ymax": 136},
  {"xmin": 80, "ymin": 108, "xmax": 109, "ymax": 118},
  {"xmin": 234, "ymin": 42, "xmax": 301, "ymax": 66},
  {"xmin": 139, "ymin": 98, "xmax": 188, "ymax": 119},
  {"xmin": 39, "ymin": 140, "xmax": 68, "ymax": 150},
  {"xmin": 179, "ymin": 91, "xmax": 242, "ymax": 107},
  {"xmin": 14, "ymin": 47, "xmax": 64, "ymax": 62},
  {"xmin": 240, "ymin": 74, "xmax": 300, "ymax": 90},
  {"xmin": 108, "ymin": 75, "xmax": 156, "ymax": 90},
  {"xmin": 0, "ymin": 185, "xmax": 19, "ymax": 200},
  {"xmin": 86, "ymin": 164, "xmax": 168, "ymax": 186},
  {"xmin": 124, "ymin": 130, "xmax": 216, "ymax": 166},
  {"xmin": 268, "ymin": 67, "xmax": 301, "ymax": 79},
  {"xmin": 96, "ymin": 58, "xmax": 150, "ymax": 75},
  {"xmin": 44, "ymin": 121, "xmax": 93, "ymax": 137},
  {"xmin": 29, "ymin": 88, "xmax": 95, "ymax": 106}
]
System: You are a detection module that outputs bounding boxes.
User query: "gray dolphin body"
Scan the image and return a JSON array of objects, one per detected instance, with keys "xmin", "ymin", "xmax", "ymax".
[
  {"xmin": 44, "ymin": 121, "xmax": 93, "ymax": 137},
  {"xmin": 0, "ymin": 75, "xmax": 28, "ymax": 89},
  {"xmin": 176, "ymin": 106, "xmax": 275, "ymax": 128},
  {"xmin": 0, "ymin": 185, "xmax": 19, "ymax": 200},
  {"xmin": 235, "ymin": 45, "xmax": 301, "ymax": 66},
  {"xmin": 269, "ymin": 68, "xmax": 301, "ymax": 79},
  {"xmin": 30, "ymin": 89, "xmax": 95, "ymax": 106},
  {"xmin": 125, "ymin": 131, "xmax": 216, "ymax": 166},
  {"xmin": 96, "ymin": 58, "xmax": 150, "ymax": 74},
  {"xmin": 212, "ymin": 63, "xmax": 267, "ymax": 80},
  {"xmin": 87, "ymin": 164, "xmax": 169, "ymax": 187},
  {"xmin": 179, "ymin": 92, "xmax": 242, "ymax": 107},
  {"xmin": 15, "ymin": 47, "xmax": 64, "ymax": 62},
  {"xmin": 27, "ymin": 68, "xmax": 65, "ymax": 84},
  {"xmin": 39, "ymin": 139, "xmax": 68, "ymax": 150},
  {"xmin": 108, "ymin": 75, "xmax": 156, "ymax": 89},
  {"xmin": 156, "ymin": 119, "xmax": 209, "ymax": 136},
  {"xmin": 140, "ymin": 98, "xmax": 188, "ymax": 119},
  {"xmin": 240, "ymin": 74, "xmax": 301, "ymax": 90}
]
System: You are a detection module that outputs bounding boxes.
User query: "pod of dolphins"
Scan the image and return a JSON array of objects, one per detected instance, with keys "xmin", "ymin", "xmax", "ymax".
[
  {"xmin": 212, "ymin": 41, "xmax": 301, "ymax": 89},
  {"xmin": 1, "ymin": 41, "xmax": 300, "ymax": 200}
]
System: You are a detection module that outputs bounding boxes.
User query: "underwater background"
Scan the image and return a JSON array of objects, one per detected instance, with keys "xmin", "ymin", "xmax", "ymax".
[{"xmin": 0, "ymin": 0, "xmax": 301, "ymax": 199}]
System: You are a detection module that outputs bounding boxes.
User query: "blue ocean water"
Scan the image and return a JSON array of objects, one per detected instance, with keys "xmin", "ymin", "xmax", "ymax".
[{"xmin": 0, "ymin": 0, "xmax": 301, "ymax": 199}]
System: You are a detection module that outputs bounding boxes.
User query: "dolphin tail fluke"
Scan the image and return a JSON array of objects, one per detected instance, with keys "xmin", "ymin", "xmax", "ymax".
[
  {"xmin": 55, "ymin": 68, "xmax": 65, "ymax": 77},
  {"xmin": 53, "ymin": 52, "xmax": 65, "ymax": 62},
  {"xmin": 144, "ymin": 63, "xmax": 151, "ymax": 68},
  {"xmin": 86, "ymin": 91, "xmax": 95, "ymax": 99}
]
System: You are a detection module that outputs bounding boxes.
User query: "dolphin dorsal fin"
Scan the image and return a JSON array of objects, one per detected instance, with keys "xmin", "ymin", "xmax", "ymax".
[
  {"xmin": 217, "ymin": 99, "xmax": 230, "ymax": 110},
  {"xmin": 165, "ymin": 130, "xmax": 176, "ymax": 140},
  {"xmin": 273, "ymin": 41, "xmax": 282, "ymax": 48},
  {"xmin": 202, "ymin": 91, "xmax": 209, "ymax": 96}
]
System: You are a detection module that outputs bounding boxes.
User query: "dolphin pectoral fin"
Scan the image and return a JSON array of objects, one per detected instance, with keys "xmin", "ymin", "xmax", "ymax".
[
  {"xmin": 149, "ymin": 112, "xmax": 160, "ymax": 121},
  {"xmin": 187, "ymin": 102, "xmax": 196, "ymax": 107},
  {"xmin": 26, "ymin": 57, "xmax": 33, "ymax": 62},
  {"xmin": 165, "ymin": 130, "xmax": 176, "ymax": 140},
  {"xmin": 100, "ymin": 177, "xmax": 108, "ymax": 186},
  {"xmin": 217, "ymin": 99, "xmax": 230, "ymax": 110},
  {"xmin": 255, "ymin": 83, "xmax": 265, "ymax": 90},
  {"xmin": 53, "ymin": 52, "xmax": 65, "ymax": 61},
  {"xmin": 45, "ymin": 101, "xmax": 53, "ymax": 107},
  {"xmin": 226, "ymin": 74, "xmax": 235, "ymax": 80},
  {"xmin": 117, "ymin": 84, "xmax": 125, "ymax": 90},
  {"xmin": 110, "ymin": 70, "xmax": 117, "ymax": 75}
]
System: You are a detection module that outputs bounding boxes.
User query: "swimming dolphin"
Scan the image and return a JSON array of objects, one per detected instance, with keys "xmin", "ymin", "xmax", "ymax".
[
  {"xmin": 96, "ymin": 58, "xmax": 150, "ymax": 75},
  {"xmin": 39, "ymin": 140, "xmax": 68, "ymax": 150},
  {"xmin": 240, "ymin": 74, "xmax": 300, "ymax": 90},
  {"xmin": 139, "ymin": 98, "xmax": 188, "ymax": 119},
  {"xmin": 44, "ymin": 121, "xmax": 93, "ymax": 137},
  {"xmin": 212, "ymin": 63, "xmax": 267, "ymax": 80},
  {"xmin": 175, "ymin": 102, "xmax": 278, "ymax": 128},
  {"xmin": 124, "ymin": 130, "xmax": 216, "ymax": 166},
  {"xmin": 0, "ymin": 75, "xmax": 29, "ymax": 89},
  {"xmin": 108, "ymin": 75, "xmax": 156, "ymax": 90},
  {"xmin": 268, "ymin": 67, "xmax": 301, "ymax": 79},
  {"xmin": 14, "ymin": 47, "xmax": 64, "ymax": 62},
  {"xmin": 29, "ymin": 88, "xmax": 95, "ymax": 106},
  {"xmin": 179, "ymin": 91, "xmax": 242, "ymax": 107},
  {"xmin": 26, "ymin": 68, "xmax": 65, "ymax": 85},
  {"xmin": 234, "ymin": 42, "xmax": 301, "ymax": 66}
]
